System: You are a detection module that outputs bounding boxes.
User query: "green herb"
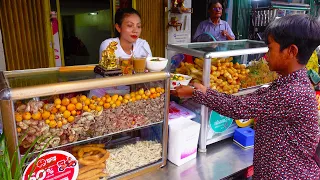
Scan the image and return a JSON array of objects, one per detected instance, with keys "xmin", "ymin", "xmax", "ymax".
[{"xmin": 0, "ymin": 133, "xmax": 51, "ymax": 180}]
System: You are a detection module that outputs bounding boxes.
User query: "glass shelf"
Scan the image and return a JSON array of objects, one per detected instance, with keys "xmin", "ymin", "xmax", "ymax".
[{"xmin": 167, "ymin": 39, "xmax": 268, "ymax": 58}]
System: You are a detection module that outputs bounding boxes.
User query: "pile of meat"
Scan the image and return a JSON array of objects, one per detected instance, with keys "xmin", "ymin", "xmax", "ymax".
[{"xmin": 92, "ymin": 95, "xmax": 165, "ymax": 136}]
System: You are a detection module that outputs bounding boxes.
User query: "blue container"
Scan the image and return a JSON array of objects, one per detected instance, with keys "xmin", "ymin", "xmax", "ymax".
[{"xmin": 233, "ymin": 127, "xmax": 255, "ymax": 148}]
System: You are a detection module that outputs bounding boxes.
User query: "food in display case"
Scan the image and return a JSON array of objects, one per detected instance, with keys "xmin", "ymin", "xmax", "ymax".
[
  {"xmin": 72, "ymin": 144, "xmax": 109, "ymax": 179},
  {"xmin": 69, "ymin": 140, "xmax": 162, "ymax": 179},
  {"xmin": 170, "ymin": 74, "xmax": 192, "ymax": 90},
  {"xmin": 175, "ymin": 57, "xmax": 250, "ymax": 94},
  {"xmin": 14, "ymin": 86, "xmax": 165, "ymax": 151},
  {"xmin": 240, "ymin": 58, "xmax": 278, "ymax": 88},
  {"xmin": 106, "ymin": 141, "xmax": 162, "ymax": 177}
]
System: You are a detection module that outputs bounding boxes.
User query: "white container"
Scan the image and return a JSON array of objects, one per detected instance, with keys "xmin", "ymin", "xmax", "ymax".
[
  {"xmin": 146, "ymin": 57, "xmax": 168, "ymax": 72},
  {"xmin": 168, "ymin": 117, "xmax": 200, "ymax": 166}
]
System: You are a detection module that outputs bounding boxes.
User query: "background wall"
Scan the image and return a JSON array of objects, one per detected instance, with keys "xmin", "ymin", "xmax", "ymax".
[
  {"xmin": 74, "ymin": 9, "xmax": 112, "ymax": 64},
  {"xmin": 0, "ymin": 30, "xmax": 6, "ymax": 71}
]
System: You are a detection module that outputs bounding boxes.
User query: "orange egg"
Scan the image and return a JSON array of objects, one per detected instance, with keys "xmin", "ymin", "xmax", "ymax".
[
  {"xmin": 49, "ymin": 121, "xmax": 57, "ymax": 128},
  {"xmin": 115, "ymin": 100, "xmax": 121, "ymax": 107},
  {"xmin": 54, "ymin": 98, "xmax": 61, "ymax": 105},
  {"xmin": 156, "ymin": 87, "xmax": 162, "ymax": 93},
  {"xmin": 71, "ymin": 110, "xmax": 77, "ymax": 116},
  {"xmin": 91, "ymin": 95, "xmax": 97, "ymax": 100},
  {"xmin": 150, "ymin": 88, "xmax": 156, "ymax": 94},
  {"xmin": 136, "ymin": 95, "xmax": 142, "ymax": 100},
  {"xmin": 61, "ymin": 98, "xmax": 70, "ymax": 106},
  {"xmin": 84, "ymin": 98, "xmax": 91, "ymax": 106},
  {"xmin": 124, "ymin": 94, "xmax": 131, "ymax": 100},
  {"xmin": 63, "ymin": 110, "xmax": 71, "ymax": 119},
  {"xmin": 45, "ymin": 119, "xmax": 50, "ymax": 124},
  {"xmin": 59, "ymin": 106, "xmax": 67, "ymax": 113},
  {"xmin": 98, "ymin": 101, "xmax": 104, "ymax": 106},
  {"xmin": 75, "ymin": 103, "xmax": 83, "ymax": 110},
  {"xmin": 67, "ymin": 116, "xmax": 75, "ymax": 123},
  {"xmin": 67, "ymin": 104, "xmax": 76, "ymax": 111},
  {"xmin": 57, "ymin": 121, "xmax": 63, "ymax": 128},
  {"xmin": 32, "ymin": 111, "xmax": 42, "ymax": 120},
  {"xmin": 111, "ymin": 95, "xmax": 118, "ymax": 102},
  {"xmin": 89, "ymin": 104, "xmax": 96, "ymax": 110},
  {"xmin": 80, "ymin": 95, "xmax": 87, "ymax": 102},
  {"xmin": 83, "ymin": 105, "xmax": 89, "ymax": 111},
  {"xmin": 70, "ymin": 97, "xmax": 78, "ymax": 104},
  {"xmin": 42, "ymin": 111, "xmax": 50, "ymax": 119},
  {"xmin": 22, "ymin": 112, "xmax": 31, "ymax": 120},
  {"xmin": 49, "ymin": 114, "xmax": 55, "ymax": 120},
  {"xmin": 95, "ymin": 105, "xmax": 103, "ymax": 112},
  {"xmin": 104, "ymin": 103, "xmax": 111, "ymax": 109},
  {"xmin": 50, "ymin": 107, "xmax": 58, "ymax": 114},
  {"xmin": 15, "ymin": 113, "xmax": 23, "ymax": 122}
]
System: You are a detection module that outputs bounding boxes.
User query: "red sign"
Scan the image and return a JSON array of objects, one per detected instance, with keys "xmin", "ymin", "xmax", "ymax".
[{"xmin": 23, "ymin": 150, "xmax": 79, "ymax": 180}]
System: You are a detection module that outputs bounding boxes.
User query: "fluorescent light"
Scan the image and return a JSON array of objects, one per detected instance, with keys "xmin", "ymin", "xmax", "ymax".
[{"xmin": 89, "ymin": 12, "xmax": 98, "ymax": 15}]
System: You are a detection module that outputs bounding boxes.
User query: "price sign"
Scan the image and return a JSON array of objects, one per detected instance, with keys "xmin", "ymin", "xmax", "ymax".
[{"xmin": 23, "ymin": 150, "xmax": 79, "ymax": 180}]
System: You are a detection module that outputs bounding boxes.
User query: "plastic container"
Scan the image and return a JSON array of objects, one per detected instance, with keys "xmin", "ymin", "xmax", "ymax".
[
  {"xmin": 168, "ymin": 117, "xmax": 200, "ymax": 166},
  {"xmin": 233, "ymin": 127, "xmax": 255, "ymax": 149},
  {"xmin": 169, "ymin": 101, "xmax": 196, "ymax": 120}
]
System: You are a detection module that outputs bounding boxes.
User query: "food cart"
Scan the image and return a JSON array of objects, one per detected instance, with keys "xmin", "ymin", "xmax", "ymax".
[
  {"xmin": 167, "ymin": 39, "xmax": 270, "ymax": 152},
  {"xmin": 0, "ymin": 66, "xmax": 170, "ymax": 179}
]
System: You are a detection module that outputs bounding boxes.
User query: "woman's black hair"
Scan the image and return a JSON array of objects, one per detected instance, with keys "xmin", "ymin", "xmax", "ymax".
[
  {"xmin": 264, "ymin": 14, "xmax": 320, "ymax": 65},
  {"xmin": 208, "ymin": 0, "xmax": 222, "ymax": 10},
  {"xmin": 114, "ymin": 8, "xmax": 141, "ymax": 37}
]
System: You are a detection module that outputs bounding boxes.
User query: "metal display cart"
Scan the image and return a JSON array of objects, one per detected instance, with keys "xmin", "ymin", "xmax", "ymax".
[
  {"xmin": 0, "ymin": 66, "xmax": 170, "ymax": 179},
  {"xmin": 167, "ymin": 39, "xmax": 268, "ymax": 152}
]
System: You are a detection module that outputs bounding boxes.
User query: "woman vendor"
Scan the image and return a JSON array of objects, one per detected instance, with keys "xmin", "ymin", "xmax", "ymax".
[{"xmin": 99, "ymin": 8, "xmax": 152, "ymax": 59}]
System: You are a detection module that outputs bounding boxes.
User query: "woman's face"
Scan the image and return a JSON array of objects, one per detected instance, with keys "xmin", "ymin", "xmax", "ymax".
[{"xmin": 116, "ymin": 14, "xmax": 142, "ymax": 43}]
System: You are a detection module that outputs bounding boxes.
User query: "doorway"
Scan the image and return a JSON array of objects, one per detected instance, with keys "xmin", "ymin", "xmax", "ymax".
[{"xmin": 53, "ymin": 0, "xmax": 112, "ymax": 66}]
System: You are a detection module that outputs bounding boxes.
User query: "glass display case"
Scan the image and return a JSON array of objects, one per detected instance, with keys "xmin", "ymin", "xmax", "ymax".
[
  {"xmin": 167, "ymin": 40, "xmax": 271, "ymax": 152},
  {"xmin": 0, "ymin": 66, "xmax": 170, "ymax": 179}
]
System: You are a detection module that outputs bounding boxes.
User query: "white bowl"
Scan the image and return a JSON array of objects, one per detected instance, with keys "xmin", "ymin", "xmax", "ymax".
[
  {"xmin": 170, "ymin": 74, "xmax": 192, "ymax": 90},
  {"xmin": 146, "ymin": 57, "xmax": 168, "ymax": 72}
]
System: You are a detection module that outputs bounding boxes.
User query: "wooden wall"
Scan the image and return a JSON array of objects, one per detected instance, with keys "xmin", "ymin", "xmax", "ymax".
[
  {"xmin": 0, "ymin": 0, "xmax": 53, "ymax": 71},
  {"xmin": 135, "ymin": 0, "xmax": 165, "ymax": 57}
]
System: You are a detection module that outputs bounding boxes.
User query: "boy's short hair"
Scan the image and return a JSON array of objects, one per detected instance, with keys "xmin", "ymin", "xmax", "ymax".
[{"xmin": 264, "ymin": 14, "xmax": 320, "ymax": 65}]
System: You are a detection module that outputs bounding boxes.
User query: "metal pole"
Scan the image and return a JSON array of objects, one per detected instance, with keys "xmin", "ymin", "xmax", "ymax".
[{"xmin": 198, "ymin": 57, "xmax": 211, "ymax": 153}]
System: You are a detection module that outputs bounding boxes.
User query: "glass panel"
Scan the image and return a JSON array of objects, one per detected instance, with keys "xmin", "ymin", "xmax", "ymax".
[
  {"xmin": 14, "ymin": 80, "xmax": 166, "ymax": 157},
  {"xmin": 5, "ymin": 70, "xmax": 99, "ymax": 88},
  {"xmin": 175, "ymin": 40, "xmax": 267, "ymax": 53},
  {"xmin": 26, "ymin": 125, "xmax": 163, "ymax": 179}
]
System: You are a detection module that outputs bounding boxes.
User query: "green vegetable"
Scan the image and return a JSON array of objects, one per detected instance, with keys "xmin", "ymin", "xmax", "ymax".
[{"xmin": 0, "ymin": 133, "xmax": 52, "ymax": 180}]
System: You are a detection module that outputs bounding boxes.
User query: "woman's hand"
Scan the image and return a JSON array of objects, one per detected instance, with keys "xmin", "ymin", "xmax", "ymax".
[
  {"xmin": 172, "ymin": 83, "xmax": 207, "ymax": 98},
  {"xmin": 173, "ymin": 85, "xmax": 194, "ymax": 98},
  {"xmin": 193, "ymin": 83, "xmax": 207, "ymax": 94}
]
